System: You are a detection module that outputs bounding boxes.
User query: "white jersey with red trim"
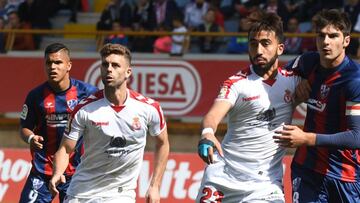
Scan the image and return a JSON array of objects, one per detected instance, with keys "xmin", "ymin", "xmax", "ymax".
[
  {"xmin": 64, "ymin": 89, "xmax": 166, "ymax": 198},
  {"xmin": 217, "ymin": 66, "xmax": 300, "ymax": 182}
]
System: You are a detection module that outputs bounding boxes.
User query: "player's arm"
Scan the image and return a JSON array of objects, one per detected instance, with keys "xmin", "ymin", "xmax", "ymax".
[
  {"xmin": 49, "ymin": 136, "xmax": 77, "ymax": 196},
  {"xmin": 274, "ymin": 116, "xmax": 360, "ymax": 149},
  {"xmin": 198, "ymin": 100, "xmax": 231, "ymax": 164},
  {"xmin": 20, "ymin": 127, "xmax": 44, "ymax": 150},
  {"xmin": 146, "ymin": 128, "xmax": 169, "ymax": 203}
]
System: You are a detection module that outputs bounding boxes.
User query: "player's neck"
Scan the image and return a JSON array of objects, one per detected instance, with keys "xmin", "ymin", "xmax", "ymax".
[
  {"xmin": 104, "ymin": 85, "xmax": 128, "ymax": 106},
  {"xmin": 320, "ymin": 52, "xmax": 346, "ymax": 69},
  {"xmin": 49, "ymin": 77, "xmax": 70, "ymax": 93}
]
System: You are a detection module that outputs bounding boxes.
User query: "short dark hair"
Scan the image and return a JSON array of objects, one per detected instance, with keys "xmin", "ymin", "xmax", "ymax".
[
  {"xmin": 312, "ymin": 9, "xmax": 351, "ymax": 37},
  {"xmin": 247, "ymin": 10, "xmax": 284, "ymax": 43},
  {"xmin": 100, "ymin": 43, "xmax": 132, "ymax": 65},
  {"xmin": 44, "ymin": 43, "xmax": 70, "ymax": 58}
]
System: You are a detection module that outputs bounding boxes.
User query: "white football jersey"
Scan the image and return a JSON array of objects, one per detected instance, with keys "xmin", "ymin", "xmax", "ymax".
[
  {"xmin": 64, "ymin": 89, "xmax": 166, "ymax": 198},
  {"xmin": 217, "ymin": 66, "xmax": 300, "ymax": 182}
]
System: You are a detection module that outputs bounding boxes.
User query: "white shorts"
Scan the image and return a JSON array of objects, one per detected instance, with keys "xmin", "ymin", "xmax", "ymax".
[
  {"xmin": 64, "ymin": 189, "xmax": 136, "ymax": 203},
  {"xmin": 196, "ymin": 158, "xmax": 285, "ymax": 203}
]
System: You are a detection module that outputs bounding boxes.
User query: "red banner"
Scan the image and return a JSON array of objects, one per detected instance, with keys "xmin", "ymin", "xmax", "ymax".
[
  {"xmin": 0, "ymin": 149, "xmax": 293, "ymax": 203},
  {"xmin": 0, "ymin": 55, "xmax": 306, "ymax": 122}
]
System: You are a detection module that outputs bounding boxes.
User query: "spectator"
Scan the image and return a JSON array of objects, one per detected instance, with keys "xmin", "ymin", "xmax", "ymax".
[
  {"xmin": 345, "ymin": 0, "xmax": 360, "ymax": 59},
  {"xmin": 130, "ymin": 0, "xmax": 156, "ymax": 52},
  {"xmin": 154, "ymin": 0, "xmax": 180, "ymax": 29},
  {"xmin": 284, "ymin": 17, "xmax": 302, "ymax": 54},
  {"xmin": 197, "ymin": 8, "xmax": 222, "ymax": 53},
  {"xmin": 132, "ymin": 0, "xmax": 156, "ymax": 31},
  {"xmin": 170, "ymin": 13, "xmax": 189, "ymax": 56},
  {"xmin": 5, "ymin": 10, "xmax": 35, "ymax": 50},
  {"xmin": 209, "ymin": 0, "xmax": 225, "ymax": 29},
  {"xmin": 300, "ymin": 17, "xmax": 317, "ymax": 53},
  {"xmin": 296, "ymin": 0, "xmax": 322, "ymax": 23},
  {"xmin": 153, "ymin": 23, "xmax": 172, "ymax": 53},
  {"xmin": 104, "ymin": 22, "xmax": 129, "ymax": 46},
  {"xmin": 97, "ymin": 0, "xmax": 132, "ymax": 30},
  {"xmin": 0, "ymin": 0, "xmax": 15, "ymax": 20},
  {"xmin": 264, "ymin": 0, "xmax": 290, "ymax": 28},
  {"xmin": 227, "ymin": 17, "xmax": 250, "ymax": 54},
  {"xmin": 184, "ymin": 0, "xmax": 209, "ymax": 31}
]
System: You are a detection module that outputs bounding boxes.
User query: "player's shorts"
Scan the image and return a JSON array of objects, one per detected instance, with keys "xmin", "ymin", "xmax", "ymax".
[
  {"xmin": 19, "ymin": 171, "xmax": 70, "ymax": 203},
  {"xmin": 196, "ymin": 156, "xmax": 285, "ymax": 203},
  {"xmin": 64, "ymin": 189, "xmax": 136, "ymax": 203},
  {"xmin": 292, "ymin": 163, "xmax": 360, "ymax": 203}
]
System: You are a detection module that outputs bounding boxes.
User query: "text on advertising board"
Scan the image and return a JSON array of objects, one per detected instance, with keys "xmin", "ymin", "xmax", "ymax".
[{"xmin": 85, "ymin": 60, "xmax": 202, "ymax": 116}]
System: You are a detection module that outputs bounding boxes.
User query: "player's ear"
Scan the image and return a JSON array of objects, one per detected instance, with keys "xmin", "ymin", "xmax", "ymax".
[
  {"xmin": 343, "ymin": 35, "xmax": 350, "ymax": 48},
  {"xmin": 277, "ymin": 43, "xmax": 284, "ymax": 56},
  {"xmin": 67, "ymin": 61, "xmax": 72, "ymax": 72},
  {"xmin": 126, "ymin": 66, "xmax": 132, "ymax": 78}
]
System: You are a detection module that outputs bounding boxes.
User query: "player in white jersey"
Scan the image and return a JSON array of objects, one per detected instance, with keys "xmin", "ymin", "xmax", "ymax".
[
  {"xmin": 196, "ymin": 11, "xmax": 301, "ymax": 202},
  {"xmin": 49, "ymin": 44, "xmax": 170, "ymax": 203}
]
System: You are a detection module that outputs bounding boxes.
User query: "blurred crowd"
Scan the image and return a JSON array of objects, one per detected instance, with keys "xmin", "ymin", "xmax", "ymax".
[{"xmin": 0, "ymin": 0, "xmax": 359, "ymax": 58}]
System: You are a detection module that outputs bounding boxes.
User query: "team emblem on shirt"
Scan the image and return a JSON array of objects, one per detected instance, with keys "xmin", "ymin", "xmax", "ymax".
[
  {"xmin": 32, "ymin": 177, "xmax": 44, "ymax": 190},
  {"xmin": 67, "ymin": 99, "xmax": 78, "ymax": 111},
  {"xmin": 20, "ymin": 104, "xmax": 28, "ymax": 120},
  {"xmin": 283, "ymin": 89, "xmax": 293, "ymax": 103},
  {"xmin": 320, "ymin": 84, "xmax": 330, "ymax": 99},
  {"xmin": 132, "ymin": 117, "xmax": 141, "ymax": 130}
]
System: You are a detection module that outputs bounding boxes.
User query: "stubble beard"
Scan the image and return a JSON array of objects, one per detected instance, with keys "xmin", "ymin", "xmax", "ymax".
[{"xmin": 250, "ymin": 54, "xmax": 278, "ymax": 77}]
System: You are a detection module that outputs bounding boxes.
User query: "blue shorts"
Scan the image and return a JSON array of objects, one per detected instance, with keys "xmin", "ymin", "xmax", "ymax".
[
  {"xmin": 291, "ymin": 164, "xmax": 360, "ymax": 203},
  {"xmin": 19, "ymin": 171, "xmax": 71, "ymax": 203}
]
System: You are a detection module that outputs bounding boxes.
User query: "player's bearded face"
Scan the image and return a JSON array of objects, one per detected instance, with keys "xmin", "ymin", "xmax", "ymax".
[{"xmin": 250, "ymin": 53, "xmax": 278, "ymax": 75}]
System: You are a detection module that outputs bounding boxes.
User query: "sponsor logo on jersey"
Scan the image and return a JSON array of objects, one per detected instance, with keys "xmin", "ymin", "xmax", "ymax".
[
  {"xmin": 242, "ymin": 95, "xmax": 260, "ymax": 102},
  {"xmin": 306, "ymin": 99, "xmax": 326, "ymax": 112},
  {"xmin": 256, "ymin": 108, "xmax": 276, "ymax": 122},
  {"xmin": 132, "ymin": 117, "xmax": 141, "ymax": 130},
  {"xmin": 320, "ymin": 84, "xmax": 330, "ymax": 99},
  {"xmin": 91, "ymin": 121, "xmax": 109, "ymax": 126},
  {"xmin": 20, "ymin": 104, "xmax": 28, "ymax": 120},
  {"xmin": 45, "ymin": 102, "xmax": 54, "ymax": 109},
  {"xmin": 105, "ymin": 135, "xmax": 129, "ymax": 157},
  {"xmin": 67, "ymin": 99, "xmax": 78, "ymax": 111},
  {"xmin": 45, "ymin": 113, "xmax": 69, "ymax": 127}
]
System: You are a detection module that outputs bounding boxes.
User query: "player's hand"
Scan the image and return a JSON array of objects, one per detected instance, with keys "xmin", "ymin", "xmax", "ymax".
[
  {"xmin": 295, "ymin": 79, "xmax": 311, "ymax": 103},
  {"xmin": 198, "ymin": 134, "xmax": 223, "ymax": 164},
  {"xmin": 145, "ymin": 185, "xmax": 160, "ymax": 203},
  {"xmin": 30, "ymin": 135, "xmax": 44, "ymax": 150},
  {"xmin": 273, "ymin": 125, "xmax": 316, "ymax": 147},
  {"xmin": 48, "ymin": 174, "xmax": 66, "ymax": 197}
]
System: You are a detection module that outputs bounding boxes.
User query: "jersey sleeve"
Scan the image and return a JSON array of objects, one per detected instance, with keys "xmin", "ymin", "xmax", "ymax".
[
  {"xmin": 316, "ymin": 77, "xmax": 360, "ymax": 148},
  {"xmin": 283, "ymin": 52, "xmax": 320, "ymax": 78},
  {"xmin": 148, "ymin": 101, "xmax": 166, "ymax": 136},
  {"xmin": 64, "ymin": 108, "xmax": 86, "ymax": 141},
  {"xmin": 20, "ymin": 91, "xmax": 37, "ymax": 130},
  {"xmin": 215, "ymin": 76, "xmax": 242, "ymax": 106}
]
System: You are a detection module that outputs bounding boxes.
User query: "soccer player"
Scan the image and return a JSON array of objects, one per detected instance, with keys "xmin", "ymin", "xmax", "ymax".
[
  {"xmin": 19, "ymin": 43, "xmax": 97, "ymax": 202},
  {"xmin": 274, "ymin": 9, "xmax": 360, "ymax": 202},
  {"xmin": 48, "ymin": 43, "xmax": 170, "ymax": 202},
  {"xmin": 196, "ymin": 11, "xmax": 301, "ymax": 202}
]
